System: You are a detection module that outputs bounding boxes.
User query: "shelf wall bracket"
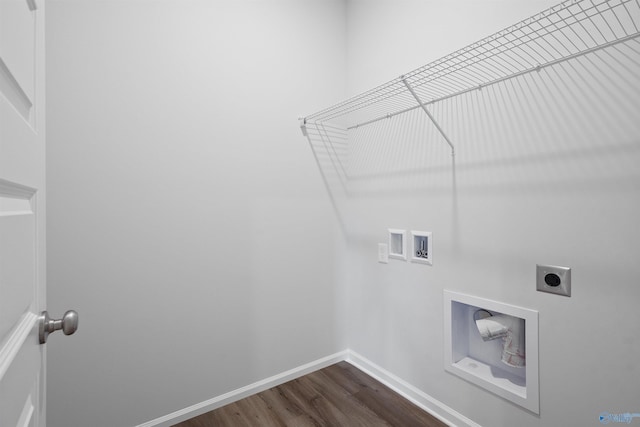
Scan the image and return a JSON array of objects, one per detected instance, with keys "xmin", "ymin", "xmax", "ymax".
[
  {"xmin": 299, "ymin": 117, "xmax": 308, "ymax": 137},
  {"xmin": 401, "ymin": 76, "xmax": 455, "ymax": 157}
]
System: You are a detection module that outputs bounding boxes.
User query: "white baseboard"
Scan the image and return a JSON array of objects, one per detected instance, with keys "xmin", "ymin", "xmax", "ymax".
[
  {"xmin": 136, "ymin": 350, "xmax": 348, "ymax": 427},
  {"xmin": 345, "ymin": 350, "xmax": 481, "ymax": 427},
  {"xmin": 137, "ymin": 349, "xmax": 479, "ymax": 427}
]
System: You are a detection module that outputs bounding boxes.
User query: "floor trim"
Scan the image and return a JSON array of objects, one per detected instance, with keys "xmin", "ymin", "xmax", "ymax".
[
  {"xmin": 136, "ymin": 349, "xmax": 480, "ymax": 427},
  {"xmin": 346, "ymin": 350, "xmax": 481, "ymax": 427},
  {"xmin": 136, "ymin": 350, "xmax": 349, "ymax": 427}
]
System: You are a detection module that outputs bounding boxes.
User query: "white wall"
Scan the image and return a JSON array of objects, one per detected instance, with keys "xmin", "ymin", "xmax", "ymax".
[
  {"xmin": 46, "ymin": 1, "xmax": 347, "ymax": 426},
  {"xmin": 344, "ymin": 1, "xmax": 640, "ymax": 426},
  {"xmin": 47, "ymin": 1, "xmax": 640, "ymax": 426}
]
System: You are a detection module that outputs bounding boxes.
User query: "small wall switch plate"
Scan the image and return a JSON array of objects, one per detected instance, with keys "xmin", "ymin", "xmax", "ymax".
[
  {"xmin": 378, "ymin": 243, "xmax": 389, "ymax": 263},
  {"xmin": 411, "ymin": 231, "xmax": 432, "ymax": 265},
  {"xmin": 536, "ymin": 264, "xmax": 571, "ymax": 297},
  {"xmin": 388, "ymin": 229, "xmax": 407, "ymax": 260}
]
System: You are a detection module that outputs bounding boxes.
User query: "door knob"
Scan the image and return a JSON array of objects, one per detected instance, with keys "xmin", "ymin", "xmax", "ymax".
[{"xmin": 39, "ymin": 310, "xmax": 79, "ymax": 344}]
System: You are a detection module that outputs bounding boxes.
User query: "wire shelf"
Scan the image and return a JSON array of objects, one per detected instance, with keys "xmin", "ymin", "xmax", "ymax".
[{"xmin": 302, "ymin": 0, "xmax": 640, "ymax": 137}]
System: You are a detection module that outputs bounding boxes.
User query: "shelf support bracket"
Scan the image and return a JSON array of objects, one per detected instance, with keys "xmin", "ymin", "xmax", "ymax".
[
  {"xmin": 299, "ymin": 117, "xmax": 308, "ymax": 137},
  {"xmin": 401, "ymin": 76, "xmax": 455, "ymax": 157}
]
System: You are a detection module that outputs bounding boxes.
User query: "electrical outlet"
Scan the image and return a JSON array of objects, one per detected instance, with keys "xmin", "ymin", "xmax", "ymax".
[{"xmin": 536, "ymin": 264, "xmax": 571, "ymax": 297}]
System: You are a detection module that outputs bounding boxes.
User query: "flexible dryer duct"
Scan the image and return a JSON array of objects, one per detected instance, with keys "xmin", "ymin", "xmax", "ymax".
[{"xmin": 475, "ymin": 313, "xmax": 525, "ymax": 368}]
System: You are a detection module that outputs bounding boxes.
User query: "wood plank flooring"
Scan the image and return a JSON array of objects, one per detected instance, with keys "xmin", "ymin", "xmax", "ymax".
[{"xmin": 172, "ymin": 361, "xmax": 448, "ymax": 427}]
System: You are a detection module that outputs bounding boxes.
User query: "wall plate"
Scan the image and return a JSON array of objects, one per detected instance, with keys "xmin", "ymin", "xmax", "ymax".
[
  {"xmin": 410, "ymin": 231, "xmax": 432, "ymax": 265},
  {"xmin": 378, "ymin": 243, "xmax": 389, "ymax": 264},
  {"xmin": 536, "ymin": 264, "xmax": 571, "ymax": 297},
  {"xmin": 388, "ymin": 229, "xmax": 406, "ymax": 260}
]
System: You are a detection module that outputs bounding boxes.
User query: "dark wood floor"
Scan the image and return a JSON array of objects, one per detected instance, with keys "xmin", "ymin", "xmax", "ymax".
[{"xmin": 172, "ymin": 361, "xmax": 448, "ymax": 427}]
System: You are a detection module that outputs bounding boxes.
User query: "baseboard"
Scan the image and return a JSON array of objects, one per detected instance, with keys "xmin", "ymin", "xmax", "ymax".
[
  {"xmin": 137, "ymin": 348, "xmax": 479, "ymax": 427},
  {"xmin": 346, "ymin": 350, "xmax": 481, "ymax": 427},
  {"xmin": 136, "ymin": 350, "xmax": 348, "ymax": 427}
]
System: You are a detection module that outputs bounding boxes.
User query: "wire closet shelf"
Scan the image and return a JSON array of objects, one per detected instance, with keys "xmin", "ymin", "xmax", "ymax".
[{"xmin": 300, "ymin": 0, "xmax": 640, "ymax": 155}]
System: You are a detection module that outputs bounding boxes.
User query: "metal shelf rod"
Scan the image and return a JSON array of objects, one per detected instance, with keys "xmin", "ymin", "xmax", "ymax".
[{"xmin": 401, "ymin": 77, "xmax": 455, "ymax": 157}]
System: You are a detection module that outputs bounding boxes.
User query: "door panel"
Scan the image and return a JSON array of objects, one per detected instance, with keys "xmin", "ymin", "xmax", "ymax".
[
  {"xmin": 0, "ymin": 187, "xmax": 36, "ymax": 343},
  {"xmin": 0, "ymin": 0, "xmax": 35, "ymax": 119},
  {"xmin": 0, "ymin": 323, "xmax": 40, "ymax": 427},
  {"xmin": 0, "ymin": 100, "xmax": 40, "ymax": 180},
  {"xmin": 0, "ymin": 0, "xmax": 45, "ymax": 426}
]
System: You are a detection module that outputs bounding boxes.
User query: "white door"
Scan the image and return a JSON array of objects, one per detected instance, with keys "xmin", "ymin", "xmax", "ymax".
[{"xmin": 0, "ymin": 1, "xmax": 46, "ymax": 426}]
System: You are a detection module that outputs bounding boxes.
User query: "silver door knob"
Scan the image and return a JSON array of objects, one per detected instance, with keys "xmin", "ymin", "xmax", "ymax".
[{"xmin": 39, "ymin": 310, "xmax": 79, "ymax": 344}]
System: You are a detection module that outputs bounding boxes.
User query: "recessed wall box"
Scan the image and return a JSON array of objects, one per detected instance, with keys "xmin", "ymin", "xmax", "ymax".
[
  {"xmin": 411, "ymin": 231, "xmax": 432, "ymax": 265},
  {"xmin": 444, "ymin": 291, "xmax": 539, "ymax": 414},
  {"xmin": 388, "ymin": 229, "xmax": 406, "ymax": 260}
]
